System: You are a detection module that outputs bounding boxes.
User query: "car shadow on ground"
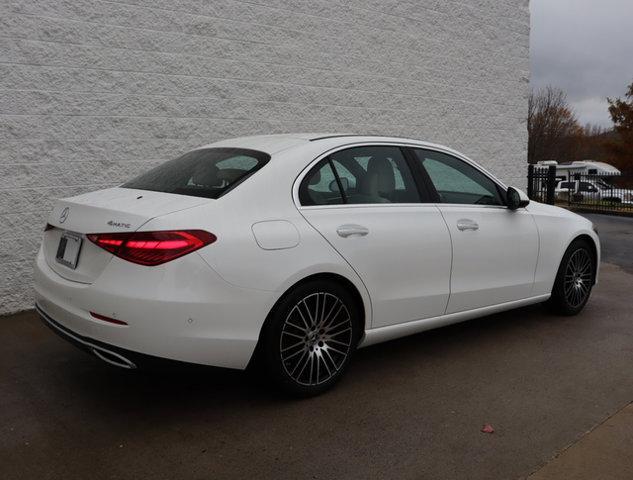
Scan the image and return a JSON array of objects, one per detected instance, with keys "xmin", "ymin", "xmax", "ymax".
[{"xmin": 50, "ymin": 301, "xmax": 556, "ymax": 410}]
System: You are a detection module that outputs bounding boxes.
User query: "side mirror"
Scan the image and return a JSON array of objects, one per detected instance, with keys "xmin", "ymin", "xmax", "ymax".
[{"xmin": 507, "ymin": 187, "xmax": 530, "ymax": 210}]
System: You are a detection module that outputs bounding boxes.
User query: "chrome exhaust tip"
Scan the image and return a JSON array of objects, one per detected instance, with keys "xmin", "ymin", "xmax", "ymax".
[
  {"xmin": 91, "ymin": 347, "xmax": 137, "ymax": 369},
  {"xmin": 36, "ymin": 304, "xmax": 138, "ymax": 370}
]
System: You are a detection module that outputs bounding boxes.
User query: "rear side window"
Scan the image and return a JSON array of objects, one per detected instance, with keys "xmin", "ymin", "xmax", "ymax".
[
  {"xmin": 299, "ymin": 146, "xmax": 420, "ymax": 206},
  {"xmin": 560, "ymin": 181, "xmax": 575, "ymax": 189},
  {"xmin": 330, "ymin": 146, "xmax": 420, "ymax": 204},
  {"xmin": 122, "ymin": 148, "xmax": 270, "ymax": 199},
  {"xmin": 299, "ymin": 160, "xmax": 345, "ymax": 206}
]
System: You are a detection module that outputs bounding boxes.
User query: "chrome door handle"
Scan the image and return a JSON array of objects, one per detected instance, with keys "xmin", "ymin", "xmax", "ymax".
[
  {"xmin": 456, "ymin": 219, "xmax": 479, "ymax": 231},
  {"xmin": 336, "ymin": 224, "xmax": 369, "ymax": 238}
]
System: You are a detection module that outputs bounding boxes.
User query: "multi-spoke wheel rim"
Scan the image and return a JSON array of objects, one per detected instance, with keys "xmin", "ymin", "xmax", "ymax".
[
  {"xmin": 280, "ymin": 292, "xmax": 353, "ymax": 386},
  {"xmin": 563, "ymin": 248, "xmax": 593, "ymax": 308}
]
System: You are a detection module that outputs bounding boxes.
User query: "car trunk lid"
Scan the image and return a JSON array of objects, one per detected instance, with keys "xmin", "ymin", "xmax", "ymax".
[{"xmin": 43, "ymin": 187, "xmax": 210, "ymax": 283}]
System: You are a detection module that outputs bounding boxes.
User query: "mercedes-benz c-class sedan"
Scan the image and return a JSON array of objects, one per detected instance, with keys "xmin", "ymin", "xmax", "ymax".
[{"xmin": 35, "ymin": 134, "xmax": 600, "ymax": 395}]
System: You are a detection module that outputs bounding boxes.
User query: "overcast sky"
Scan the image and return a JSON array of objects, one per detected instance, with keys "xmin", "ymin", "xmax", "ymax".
[{"xmin": 530, "ymin": 0, "xmax": 633, "ymax": 128}]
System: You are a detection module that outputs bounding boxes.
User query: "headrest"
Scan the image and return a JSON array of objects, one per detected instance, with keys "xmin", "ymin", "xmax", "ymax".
[
  {"xmin": 191, "ymin": 163, "xmax": 219, "ymax": 186},
  {"xmin": 217, "ymin": 168, "xmax": 245, "ymax": 183},
  {"xmin": 366, "ymin": 156, "xmax": 395, "ymax": 193}
]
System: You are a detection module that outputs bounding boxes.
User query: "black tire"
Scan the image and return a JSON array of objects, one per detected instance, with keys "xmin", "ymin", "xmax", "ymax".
[
  {"xmin": 548, "ymin": 239, "xmax": 596, "ymax": 315},
  {"xmin": 261, "ymin": 280, "xmax": 361, "ymax": 397}
]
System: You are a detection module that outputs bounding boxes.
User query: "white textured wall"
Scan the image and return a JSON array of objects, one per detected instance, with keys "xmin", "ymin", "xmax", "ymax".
[{"xmin": 0, "ymin": 0, "xmax": 530, "ymax": 315}]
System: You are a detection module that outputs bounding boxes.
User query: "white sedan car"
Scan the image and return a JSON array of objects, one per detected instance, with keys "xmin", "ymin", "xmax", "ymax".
[{"xmin": 35, "ymin": 134, "xmax": 600, "ymax": 395}]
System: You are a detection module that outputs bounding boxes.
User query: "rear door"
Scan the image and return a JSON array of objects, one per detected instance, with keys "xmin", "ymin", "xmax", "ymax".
[
  {"xmin": 297, "ymin": 145, "xmax": 452, "ymax": 328},
  {"xmin": 410, "ymin": 148, "xmax": 539, "ymax": 314}
]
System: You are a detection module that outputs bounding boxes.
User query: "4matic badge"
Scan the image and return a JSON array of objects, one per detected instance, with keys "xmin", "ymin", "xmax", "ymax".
[{"xmin": 107, "ymin": 220, "xmax": 132, "ymax": 229}]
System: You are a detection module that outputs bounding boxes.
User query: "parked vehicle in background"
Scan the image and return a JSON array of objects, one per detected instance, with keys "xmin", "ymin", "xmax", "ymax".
[
  {"xmin": 529, "ymin": 160, "xmax": 633, "ymax": 214},
  {"xmin": 35, "ymin": 134, "xmax": 600, "ymax": 396},
  {"xmin": 538, "ymin": 160, "xmax": 621, "ymax": 181},
  {"xmin": 555, "ymin": 179, "xmax": 633, "ymax": 204}
]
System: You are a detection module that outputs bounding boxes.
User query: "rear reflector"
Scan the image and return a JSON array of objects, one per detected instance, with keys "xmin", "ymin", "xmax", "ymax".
[
  {"xmin": 87, "ymin": 230, "xmax": 216, "ymax": 266},
  {"xmin": 90, "ymin": 311, "xmax": 128, "ymax": 326}
]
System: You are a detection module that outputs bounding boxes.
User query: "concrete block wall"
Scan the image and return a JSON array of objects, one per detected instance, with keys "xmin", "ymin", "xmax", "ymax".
[{"xmin": 0, "ymin": 0, "xmax": 530, "ymax": 315}]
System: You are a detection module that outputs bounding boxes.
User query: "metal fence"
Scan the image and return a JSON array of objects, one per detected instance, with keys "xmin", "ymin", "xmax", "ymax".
[
  {"xmin": 527, "ymin": 164, "xmax": 633, "ymax": 213},
  {"xmin": 527, "ymin": 165, "xmax": 556, "ymax": 205}
]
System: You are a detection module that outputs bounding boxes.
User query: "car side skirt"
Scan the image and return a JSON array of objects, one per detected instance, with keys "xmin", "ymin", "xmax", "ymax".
[{"xmin": 360, "ymin": 294, "xmax": 551, "ymax": 348}]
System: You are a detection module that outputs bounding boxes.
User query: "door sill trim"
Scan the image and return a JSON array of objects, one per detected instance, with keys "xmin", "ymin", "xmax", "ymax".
[{"xmin": 359, "ymin": 294, "xmax": 551, "ymax": 348}]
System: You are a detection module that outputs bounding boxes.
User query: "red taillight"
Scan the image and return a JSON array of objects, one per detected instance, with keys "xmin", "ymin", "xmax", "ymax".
[{"xmin": 87, "ymin": 230, "xmax": 216, "ymax": 266}]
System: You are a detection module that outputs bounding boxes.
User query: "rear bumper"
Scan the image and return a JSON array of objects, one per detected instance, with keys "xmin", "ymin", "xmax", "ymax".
[
  {"xmin": 33, "ymin": 247, "xmax": 277, "ymax": 369},
  {"xmin": 38, "ymin": 304, "xmax": 141, "ymax": 368}
]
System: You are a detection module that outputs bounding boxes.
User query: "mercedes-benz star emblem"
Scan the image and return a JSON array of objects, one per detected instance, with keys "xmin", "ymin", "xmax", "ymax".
[{"xmin": 59, "ymin": 207, "xmax": 69, "ymax": 224}]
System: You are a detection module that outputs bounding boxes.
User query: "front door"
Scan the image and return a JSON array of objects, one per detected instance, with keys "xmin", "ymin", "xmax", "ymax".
[{"xmin": 411, "ymin": 148, "xmax": 539, "ymax": 314}]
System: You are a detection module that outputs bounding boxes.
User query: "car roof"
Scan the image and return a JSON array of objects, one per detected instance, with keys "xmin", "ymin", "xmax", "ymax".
[
  {"xmin": 197, "ymin": 133, "xmax": 451, "ymax": 155},
  {"xmin": 198, "ymin": 134, "xmax": 324, "ymax": 154},
  {"xmin": 195, "ymin": 133, "xmax": 508, "ymax": 191}
]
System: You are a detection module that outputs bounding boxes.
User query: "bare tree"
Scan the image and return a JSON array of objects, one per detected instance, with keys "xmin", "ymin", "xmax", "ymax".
[{"xmin": 527, "ymin": 86, "xmax": 581, "ymax": 163}]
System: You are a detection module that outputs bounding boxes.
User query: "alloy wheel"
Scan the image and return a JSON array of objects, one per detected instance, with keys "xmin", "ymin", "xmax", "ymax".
[
  {"xmin": 279, "ymin": 292, "xmax": 353, "ymax": 386},
  {"xmin": 563, "ymin": 248, "xmax": 593, "ymax": 308}
]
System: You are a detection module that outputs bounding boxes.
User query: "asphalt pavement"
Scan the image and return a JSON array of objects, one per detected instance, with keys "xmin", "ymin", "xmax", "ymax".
[
  {"xmin": 1, "ymin": 213, "xmax": 632, "ymax": 480},
  {"xmin": 529, "ymin": 403, "xmax": 633, "ymax": 480},
  {"xmin": 582, "ymin": 213, "xmax": 633, "ymax": 274}
]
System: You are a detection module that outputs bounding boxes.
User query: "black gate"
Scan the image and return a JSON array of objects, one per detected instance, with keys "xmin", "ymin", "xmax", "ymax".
[
  {"xmin": 527, "ymin": 164, "xmax": 556, "ymax": 205},
  {"xmin": 560, "ymin": 173, "xmax": 633, "ymax": 213},
  {"xmin": 527, "ymin": 165, "xmax": 633, "ymax": 213}
]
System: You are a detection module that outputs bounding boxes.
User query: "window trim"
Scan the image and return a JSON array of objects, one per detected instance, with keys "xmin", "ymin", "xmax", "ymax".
[
  {"xmin": 328, "ymin": 157, "xmax": 348, "ymax": 204},
  {"xmin": 293, "ymin": 142, "xmax": 508, "ymax": 210},
  {"xmin": 402, "ymin": 147, "xmax": 441, "ymax": 203}
]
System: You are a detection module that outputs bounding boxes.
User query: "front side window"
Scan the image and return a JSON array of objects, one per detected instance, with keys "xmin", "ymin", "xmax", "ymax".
[
  {"xmin": 122, "ymin": 148, "xmax": 269, "ymax": 199},
  {"xmin": 560, "ymin": 181, "xmax": 576, "ymax": 190},
  {"xmin": 413, "ymin": 150, "xmax": 503, "ymax": 206}
]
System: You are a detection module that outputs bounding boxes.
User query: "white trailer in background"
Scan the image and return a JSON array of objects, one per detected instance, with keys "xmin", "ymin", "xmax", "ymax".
[
  {"xmin": 537, "ymin": 160, "xmax": 621, "ymax": 180},
  {"xmin": 537, "ymin": 161, "xmax": 633, "ymax": 205}
]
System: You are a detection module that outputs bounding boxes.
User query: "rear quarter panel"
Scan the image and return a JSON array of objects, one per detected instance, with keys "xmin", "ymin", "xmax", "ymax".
[{"xmin": 139, "ymin": 153, "xmax": 374, "ymax": 328}]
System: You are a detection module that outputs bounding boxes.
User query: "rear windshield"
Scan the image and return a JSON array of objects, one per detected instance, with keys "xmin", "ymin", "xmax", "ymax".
[{"xmin": 122, "ymin": 148, "xmax": 270, "ymax": 199}]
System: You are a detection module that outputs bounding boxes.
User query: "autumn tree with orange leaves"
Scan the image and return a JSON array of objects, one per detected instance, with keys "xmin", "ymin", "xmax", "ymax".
[{"xmin": 606, "ymin": 80, "xmax": 633, "ymax": 173}]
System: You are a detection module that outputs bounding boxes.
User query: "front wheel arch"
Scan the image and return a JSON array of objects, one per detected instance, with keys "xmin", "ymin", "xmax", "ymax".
[
  {"xmin": 548, "ymin": 236, "xmax": 597, "ymax": 315},
  {"xmin": 566, "ymin": 234, "xmax": 598, "ymax": 285}
]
